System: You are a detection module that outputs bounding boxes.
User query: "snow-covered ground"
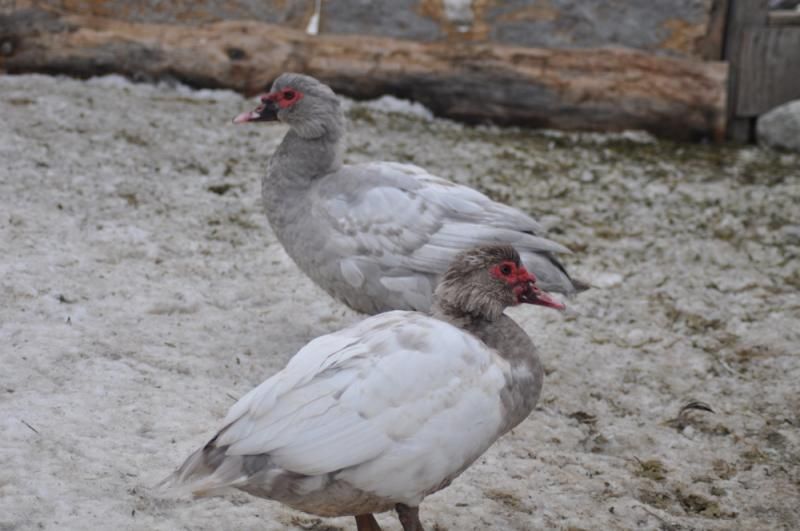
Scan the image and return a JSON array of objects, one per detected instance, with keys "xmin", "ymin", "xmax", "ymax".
[{"xmin": 1, "ymin": 74, "xmax": 798, "ymax": 531}]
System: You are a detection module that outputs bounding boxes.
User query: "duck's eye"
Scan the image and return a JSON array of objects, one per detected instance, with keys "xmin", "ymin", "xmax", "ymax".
[
  {"xmin": 500, "ymin": 264, "xmax": 513, "ymax": 276},
  {"xmin": 283, "ymin": 90, "xmax": 296, "ymax": 100}
]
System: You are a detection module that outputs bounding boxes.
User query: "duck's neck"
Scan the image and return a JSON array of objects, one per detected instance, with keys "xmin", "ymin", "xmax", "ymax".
[
  {"xmin": 432, "ymin": 303, "xmax": 544, "ymax": 432},
  {"xmin": 262, "ymin": 124, "xmax": 345, "ymax": 217},
  {"xmin": 430, "ymin": 300, "xmax": 493, "ymax": 332}
]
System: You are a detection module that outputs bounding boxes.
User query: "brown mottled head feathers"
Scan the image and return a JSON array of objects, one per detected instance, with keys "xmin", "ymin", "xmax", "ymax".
[{"xmin": 432, "ymin": 245, "xmax": 524, "ymax": 322}]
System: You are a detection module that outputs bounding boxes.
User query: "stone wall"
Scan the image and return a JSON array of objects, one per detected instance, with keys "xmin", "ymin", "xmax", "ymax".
[
  {"xmin": 25, "ymin": 0, "xmax": 723, "ymax": 60},
  {"xmin": 321, "ymin": 0, "xmax": 721, "ymax": 60}
]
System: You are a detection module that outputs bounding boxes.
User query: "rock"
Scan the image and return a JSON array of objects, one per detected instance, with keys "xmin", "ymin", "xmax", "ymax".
[
  {"xmin": 593, "ymin": 272, "xmax": 623, "ymax": 288},
  {"xmin": 757, "ymin": 100, "xmax": 800, "ymax": 153},
  {"xmin": 781, "ymin": 225, "xmax": 800, "ymax": 244}
]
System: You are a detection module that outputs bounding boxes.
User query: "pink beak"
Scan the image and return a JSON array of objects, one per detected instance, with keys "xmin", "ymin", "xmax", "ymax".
[
  {"xmin": 232, "ymin": 94, "xmax": 279, "ymax": 124},
  {"xmin": 514, "ymin": 269, "xmax": 565, "ymax": 311},
  {"xmin": 516, "ymin": 281, "xmax": 565, "ymax": 311}
]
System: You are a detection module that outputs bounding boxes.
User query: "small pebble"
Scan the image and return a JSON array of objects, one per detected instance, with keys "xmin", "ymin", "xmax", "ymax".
[
  {"xmin": 593, "ymin": 272, "xmax": 623, "ymax": 288},
  {"xmin": 780, "ymin": 225, "xmax": 800, "ymax": 244},
  {"xmin": 626, "ymin": 329, "xmax": 648, "ymax": 348}
]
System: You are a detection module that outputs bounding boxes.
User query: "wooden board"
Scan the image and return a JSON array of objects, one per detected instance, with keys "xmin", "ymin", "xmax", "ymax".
[
  {"xmin": 768, "ymin": 10, "xmax": 800, "ymax": 26},
  {"xmin": 700, "ymin": 0, "xmax": 730, "ymax": 60},
  {"xmin": 736, "ymin": 27, "xmax": 800, "ymax": 116},
  {"xmin": 722, "ymin": 0, "xmax": 769, "ymax": 141}
]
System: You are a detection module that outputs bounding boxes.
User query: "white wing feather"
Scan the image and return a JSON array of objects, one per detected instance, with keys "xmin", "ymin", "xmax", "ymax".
[
  {"xmin": 314, "ymin": 162, "xmax": 574, "ymax": 309},
  {"xmin": 214, "ymin": 311, "xmax": 507, "ymax": 488}
]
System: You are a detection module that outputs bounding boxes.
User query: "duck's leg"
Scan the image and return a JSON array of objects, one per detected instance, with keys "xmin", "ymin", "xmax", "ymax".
[
  {"xmin": 395, "ymin": 504, "xmax": 424, "ymax": 531},
  {"xmin": 355, "ymin": 514, "xmax": 382, "ymax": 531}
]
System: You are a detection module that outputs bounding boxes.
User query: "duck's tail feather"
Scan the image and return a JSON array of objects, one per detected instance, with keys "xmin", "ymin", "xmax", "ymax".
[
  {"xmin": 158, "ymin": 436, "xmax": 252, "ymax": 497},
  {"xmin": 521, "ymin": 251, "xmax": 590, "ymax": 296}
]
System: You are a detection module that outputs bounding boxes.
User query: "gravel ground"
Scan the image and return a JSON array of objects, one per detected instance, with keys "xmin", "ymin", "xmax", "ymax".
[{"xmin": 1, "ymin": 74, "xmax": 799, "ymax": 531}]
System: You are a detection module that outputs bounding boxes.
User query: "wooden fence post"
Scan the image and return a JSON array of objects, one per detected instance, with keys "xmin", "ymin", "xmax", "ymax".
[{"xmin": 723, "ymin": 0, "xmax": 769, "ymax": 142}]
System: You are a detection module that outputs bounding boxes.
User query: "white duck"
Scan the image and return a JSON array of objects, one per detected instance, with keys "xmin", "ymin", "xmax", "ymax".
[
  {"xmin": 233, "ymin": 73, "xmax": 586, "ymax": 315},
  {"xmin": 164, "ymin": 245, "xmax": 564, "ymax": 530}
]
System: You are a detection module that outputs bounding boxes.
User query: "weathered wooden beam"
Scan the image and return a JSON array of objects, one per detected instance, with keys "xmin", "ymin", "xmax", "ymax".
[
  {"xmin": 0, "ymin": 8, "xmax": 728, "ymax": 141},
  {"xmin": 768, "ymin": 10, "xmax": 800, "ymax": 27},
  {"xmin": 700, "ymin": 0, "xmax": 730, "ymax": 60},
  {"xmin": 722, "ymin": 0, "xmax": 769, "ymax": 142},
  {"xmin": 736, "ymin": 27, "xmax": 800, "ymax": 116}
]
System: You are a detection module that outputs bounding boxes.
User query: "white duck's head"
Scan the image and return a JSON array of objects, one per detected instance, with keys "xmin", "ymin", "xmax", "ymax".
[
  {"xmin": 233, "ymin": 73, "xmax": 343, "ymax": 139},
  {"xmin": 434, "ymin": 245, "xmax": 565, "ymax": 322}
]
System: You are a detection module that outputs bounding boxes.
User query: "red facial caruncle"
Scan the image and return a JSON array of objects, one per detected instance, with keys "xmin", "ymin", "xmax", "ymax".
[
  {"xmin": 490, "ymin": 260, "xmax": 565, "ymax": 311},
  {"xmin": 232, "ymin": 87, "xmax": 303, "ymax": 123},
  {"xmin": 262, "ymin": 88, "xmax": 304, "ymax": 109},
  {"xmin": 490, "ymin": 260, "xmax": 532, "ymax": 285}
]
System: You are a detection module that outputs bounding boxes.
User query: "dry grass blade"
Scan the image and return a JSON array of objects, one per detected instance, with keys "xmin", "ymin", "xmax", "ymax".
[
  {"xmin": 663, "ymin": 400, "xmax": 715, "ymax": 430},
  {"xmin": 680, "ymin": 400, "xmax": 715, "ymax": 416}
]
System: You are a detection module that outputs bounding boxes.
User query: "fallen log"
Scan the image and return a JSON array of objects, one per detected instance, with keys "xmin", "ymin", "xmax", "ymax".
[{"xmin": 0, "ymin": 8, "xmax": 727, "ymax": 140}]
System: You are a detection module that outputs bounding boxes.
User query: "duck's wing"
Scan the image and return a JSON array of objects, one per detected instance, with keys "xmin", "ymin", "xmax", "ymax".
[
  {"xmin": 313, "ymin": 162, "xmax": 581, "ymax": 311},
  {"xmin": 168, "ymin": 311, "xmax": 508, "ymax": 496}
]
